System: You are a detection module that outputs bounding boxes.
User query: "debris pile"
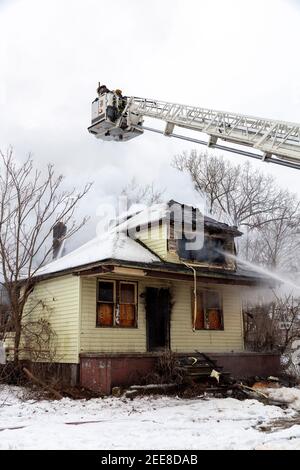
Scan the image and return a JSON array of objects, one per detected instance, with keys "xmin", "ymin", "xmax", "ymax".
[{"xmin": 120, "ymin": 352, "xmax": 300, "ymax": 407}]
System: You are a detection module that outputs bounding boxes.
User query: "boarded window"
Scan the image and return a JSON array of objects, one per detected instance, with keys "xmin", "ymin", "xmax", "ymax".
[
  {"xmin": 194, "ymin": 290, "xmax": 223, "ymax": 330},
  {"xmin": 96, "ymin": 280, "xmax": 137, "ymax": 328},
  {"xmin": 97, "ymin": 303, "xmax": 114, "ymax": 326},
  {"xmin": 119, "ymin": 283, "xmax": 136, "ymax": 327}
]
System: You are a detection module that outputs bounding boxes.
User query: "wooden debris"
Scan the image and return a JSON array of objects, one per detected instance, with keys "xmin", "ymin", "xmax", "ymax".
[
  {"xmin": 239, "ymin": 384, "xmax": 269, "ymax": 399},
  {"xmin": 23, "ymin": 367, "xmax": 63, "ymax": 400},
  {"xmin": 112, "ymin": 386, "xmax": 122, "ymax": 397},
  {"xmin": 124, "ymin": 389, "xmax": 140, "ymax": 399},
  {"xmin": 231, "ymin": 383, "xmax": 289, "ymax": 408},
  {"xmin": 252, "ymin": 381, "xmax": 280, "ymax": 389},
  {"xmin": 268, "ymin": 376, "xmax": 280, "ymax": 382},
  {"xmin": 129, "ymin": 384, "xmax": 176, "ymax": 391}
]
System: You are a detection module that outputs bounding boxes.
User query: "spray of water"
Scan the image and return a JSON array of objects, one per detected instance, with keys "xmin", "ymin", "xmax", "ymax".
[{"xmin": 224, "ymin": 251, "xmax": 300, "ymax": 293}]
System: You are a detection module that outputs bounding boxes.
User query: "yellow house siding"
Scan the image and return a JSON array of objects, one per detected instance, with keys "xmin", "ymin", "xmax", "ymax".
[
  {"xmin": 136, "ymin": 224, "xmax": 167, "ymax": 260},
  {"xmin": 80, "ymin": 276, "xmax": 172, "ymax": 354},
  {"xmin": 80, "ymin": 276, "xmax": 147, "ymax": 353},
  {"xmin": 23, "ymin": 275, "xmax": 80, "ymax": 363},
  {"xmin": 164, "ymin": 250, "xmax": 181, "ymax": 264},
  {"xmin": 79, "ymin": 275, "xmax": 244, "ymax": 354},
  {"xmin": 135, "ymin": 222, "xmax": 233, "ymax": 268},
  {"xmin": 3, "ymin": 333, "xmax": 15, "ymax": 361}
]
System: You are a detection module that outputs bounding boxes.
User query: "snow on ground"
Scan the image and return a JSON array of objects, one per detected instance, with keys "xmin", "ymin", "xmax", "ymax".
[
  {"xmin": 262, "ymin": 387, "xmax": 300, "ymax": 411},
  {"xmin": 1, "ymin": 385, "xmax": 300, "ymax": 450}
]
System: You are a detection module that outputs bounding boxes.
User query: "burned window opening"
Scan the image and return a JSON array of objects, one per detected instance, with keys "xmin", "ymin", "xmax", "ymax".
[
  {"xmin": 193, "ymin": 289, "xmax": 224, "ymax": 331},
  {"xmin": 177, "ymin": 235, "xmax": 226, "ymax": 264}
]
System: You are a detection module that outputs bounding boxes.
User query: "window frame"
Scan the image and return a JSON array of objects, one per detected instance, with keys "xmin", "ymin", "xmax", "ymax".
[
  {"xmin": 177, "ymin": 233, "xmax": 227, "ymax": 265},
  {"xmin": 96, "ymin": 280, "xmax": 116, "ymax": 328},
  {"xmin": 192, "ymin": 288, "xmax": 224, "ymax": 331},
  {"xmin": 118, "ymin": 281, "xmax": 138, "ymax": 328},
  {"xmin": 96, "ymin": 279, "xmax": 138, "ymax": 329}
]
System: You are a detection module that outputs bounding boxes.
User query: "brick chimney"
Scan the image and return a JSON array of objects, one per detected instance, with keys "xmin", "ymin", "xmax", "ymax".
[{"xmin": 53, "ymin": 221, "xmax": 67, "ymax": 260}]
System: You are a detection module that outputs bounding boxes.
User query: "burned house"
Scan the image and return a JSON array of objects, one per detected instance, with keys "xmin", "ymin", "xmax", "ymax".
[{"xmin": 12, "ymin": 201, "xmax": 279, "ymax": 393}]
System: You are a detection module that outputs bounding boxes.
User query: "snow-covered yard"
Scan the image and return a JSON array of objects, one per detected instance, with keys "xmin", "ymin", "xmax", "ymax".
[{"xmin": 1, "ymin": 385, "xmax": 300, "ymax": 450}]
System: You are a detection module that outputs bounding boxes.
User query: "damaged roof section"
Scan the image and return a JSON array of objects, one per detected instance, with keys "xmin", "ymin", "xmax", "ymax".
[
  {"xmin": 114, "ymin": 200, "xmax": 242, "ymax": 237},
  {"xmin": 167, "ymin": 200, "xmax": 242, "ymax": 237}
]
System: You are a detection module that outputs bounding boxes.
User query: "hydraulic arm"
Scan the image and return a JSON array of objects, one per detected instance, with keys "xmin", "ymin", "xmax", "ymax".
[{"xmin": 88, "ymin": 92, "xmax": 300, "ymax": 170}]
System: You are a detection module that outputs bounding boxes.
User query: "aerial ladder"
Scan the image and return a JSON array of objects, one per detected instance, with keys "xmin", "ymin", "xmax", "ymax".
[{"xmin": 88, "ymin": 88, "xmax": 300, "ymax": 170}]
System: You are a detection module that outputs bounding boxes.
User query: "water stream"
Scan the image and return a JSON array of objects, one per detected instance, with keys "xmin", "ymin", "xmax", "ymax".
[{"xmin": 224, "ymin": 251, "xmax": 300, "ymax": 293}]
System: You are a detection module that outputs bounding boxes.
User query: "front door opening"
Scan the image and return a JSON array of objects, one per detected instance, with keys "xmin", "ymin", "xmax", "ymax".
[{"xmin": 145, "ymin": 287, "xmax": 171, "ymax": 351}]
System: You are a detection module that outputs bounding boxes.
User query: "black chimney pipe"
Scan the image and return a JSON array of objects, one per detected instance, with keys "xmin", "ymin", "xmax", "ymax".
[{"xmin": 53, "ymin": 221, "xmax": 67, "ymax": 259}]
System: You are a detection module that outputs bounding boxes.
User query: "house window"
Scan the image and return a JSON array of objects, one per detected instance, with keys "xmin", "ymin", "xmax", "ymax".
[
  {"xmin": 193, "ymin": 289, "xmax": 223, "ymax": 330},
  {"xmin": 96, "ymin": 280, "xmax": 137, "ymax": 328},
  {"xmin": 177, "ymin": 235, "xmax": 226, "ymax": 264},
  {"xmin": 119, "ymin": 282, "xmax": 136, "ymax": 327},
  {"xmin": 97, "ymin": 281, "xmax": 115, "ymax": 326}
]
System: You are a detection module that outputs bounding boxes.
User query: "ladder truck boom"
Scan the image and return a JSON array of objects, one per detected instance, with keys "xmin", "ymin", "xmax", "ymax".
[{"xmin": 88, "ymin": 90, "xmax": 300, "ymax": 170}]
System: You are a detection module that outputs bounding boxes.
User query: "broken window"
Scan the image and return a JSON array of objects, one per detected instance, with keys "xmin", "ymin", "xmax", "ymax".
[
  {"xmin": 193, "ymin": 289, "xmax": 223, "ymax": 330},
  {"xmin": 177, "ymin": 235, "xmax": 226, "ymax": 264},
  {"xmin": 96, "ymin": 280, "xmax": 137, "ymax": 328},
  {"xmin": 97, "ymin": 281, "xmax": 115, "ymax": 326}
]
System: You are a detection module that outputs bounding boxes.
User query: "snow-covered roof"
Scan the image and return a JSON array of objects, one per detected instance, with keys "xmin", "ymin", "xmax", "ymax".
[
  {"xmin": 114, "ymin": 201, "xmax": 241, "ymax": 236},
  {"xmin": 114, "ymin": 203, "xmax": 168, "ymax": 233},
  {"xmin": 35, "ymin": 200, "xmax": 242, "ymax": 279},
  {"xmin": 36, "ymin": 229, "xmax": 159, "ymax": 277}
]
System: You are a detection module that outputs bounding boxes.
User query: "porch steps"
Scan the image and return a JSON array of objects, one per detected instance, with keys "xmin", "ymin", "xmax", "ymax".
[{"xmin": 177, "ymin": 352, "xmax": 229, "ymax": 382}]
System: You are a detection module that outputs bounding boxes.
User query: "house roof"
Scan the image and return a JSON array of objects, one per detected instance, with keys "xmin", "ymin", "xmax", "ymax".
[
  {"xmin": 167, "ymin": 200, "xmax": 242, "ymax": 236},
  {"xmin": 34, "ymin": 201, "xmax": 266, "ymax": 285},
  {"xmin": 36, "ymin": 230, "xmax": 160, "ymax": 277},
  {"xmin": 114, "ymin": 200, "xmax": 242, "ymax": 237}
]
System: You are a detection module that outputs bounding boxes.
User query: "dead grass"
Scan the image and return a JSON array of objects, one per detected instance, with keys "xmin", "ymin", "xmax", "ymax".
[{"xmin": 258, "ymin": 414, "xmax": 300, "ymax": 433}]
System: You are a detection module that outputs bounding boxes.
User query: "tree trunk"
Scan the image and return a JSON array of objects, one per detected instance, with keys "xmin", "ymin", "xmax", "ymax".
[{"xmin": 13, "ymin": 322, "xmax": 21, "ymax": 364}]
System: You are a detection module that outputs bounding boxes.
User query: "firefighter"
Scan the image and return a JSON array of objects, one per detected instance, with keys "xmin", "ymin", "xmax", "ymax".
[
  {"xmin": 97, "ymin": 83, "xmax": 110, "ymax": 97},
  {"xmin": 115, "ymin": 89, "xmax": 123, "ymax": 98},
  {"xmin": 115, "ymin": 89, "xmax": 126, "ymax": 114},
  {"xmin": 106, "ymin": 91, "xmax": 119, "ymax": 122}
]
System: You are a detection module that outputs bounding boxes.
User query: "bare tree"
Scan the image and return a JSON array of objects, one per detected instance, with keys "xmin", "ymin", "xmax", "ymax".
[
  {"xmin": 244, "ymin": 292, "xmax": 300, "ymax": 373},
  {"xmin": 243, "ymin": 202, "xmax": 300, "ymax": 270},
  {"xmin": 120, "ymin": 177, "xmax": 165, "ymax": 207},
  {"xmin": 0, "ymin": 148, "xmax": 91, "ymax": 364},
  {"xmin": 173, "ymin": 151, "xmax": 293, "ymax": 227},
  {"xmin": 172, "ymin": 150, "xmax": 300, "ymax": 269}
]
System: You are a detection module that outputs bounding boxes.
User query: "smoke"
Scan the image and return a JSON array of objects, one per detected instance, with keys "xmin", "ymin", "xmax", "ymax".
[{"xmin": 223, "ymin": 251, "xmax": 300, "ymax": 302}]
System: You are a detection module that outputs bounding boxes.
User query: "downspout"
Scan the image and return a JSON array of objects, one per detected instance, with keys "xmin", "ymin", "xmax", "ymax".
[{"xmin": 182, "ymin": 261, "xmax": 197, "ymax": 332}]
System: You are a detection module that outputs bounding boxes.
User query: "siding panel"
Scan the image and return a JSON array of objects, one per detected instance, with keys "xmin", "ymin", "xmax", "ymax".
[
  {"xmin": 80, "ymin": 276, "xmax": 244, "ymax": 354},
  {"xmin": 136, "ymin": 224, "xmax": 167, "ymax": 260},
  {"xmin": 171, "ymin": 282, "xmax": 244, "ymax": 352},
  {"xmin": 22, "ymin": 275, "xmax": 80, "ymax": 363}
]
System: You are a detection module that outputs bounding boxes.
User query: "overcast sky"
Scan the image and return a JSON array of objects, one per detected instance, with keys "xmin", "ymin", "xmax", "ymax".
[{"xmin": 1, "ymin": 0, "xmax": 299, "ymax": 244}]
